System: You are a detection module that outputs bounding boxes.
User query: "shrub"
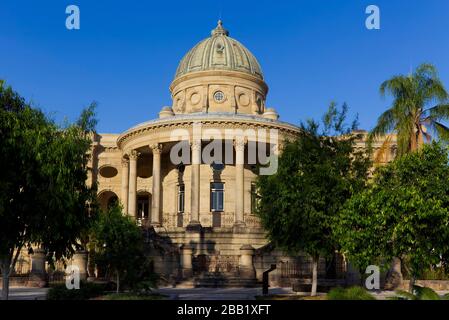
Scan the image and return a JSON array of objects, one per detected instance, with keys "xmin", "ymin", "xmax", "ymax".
[
  {"xmin": 392, "ymin": 286, "xmax": 449, "ymax": 300},
  {"xmin": 47, "ymin": 281, "xmax": 107, "ymax": 300},
  {"xmin": 327, "ymin": 286, "xmax": 376, "ymax": 300}
]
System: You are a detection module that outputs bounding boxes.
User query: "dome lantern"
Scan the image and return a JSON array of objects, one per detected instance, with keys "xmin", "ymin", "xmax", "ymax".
[{"xmin": 211, "ymin": 20, "xmax": 229, "ymax": 36}]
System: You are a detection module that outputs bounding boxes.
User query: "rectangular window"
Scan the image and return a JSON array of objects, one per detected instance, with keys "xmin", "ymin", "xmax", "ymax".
[
  {"xmin": 251, "ymin": 183, "xmax": 259, "ymax": 214},
  {"xmin": 177, "ymin": 184, "xmax": 185, "ymax": 213},
  {"xmin": 210, "ymin": 182, "xmax": 224, "ymax": 212}
]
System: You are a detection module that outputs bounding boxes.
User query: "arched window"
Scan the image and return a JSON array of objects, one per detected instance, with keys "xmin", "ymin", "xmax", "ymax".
[
  {"xmin": 137, "ymin": 194, "xmax": 150, "ymax": 220},
  {"xmin": 98, "ymin": 190, "xmax": 119, "ymax": 213},
  {"xmin": 107, "ymin": 195, "xmax": 118, "ymax": 209}
]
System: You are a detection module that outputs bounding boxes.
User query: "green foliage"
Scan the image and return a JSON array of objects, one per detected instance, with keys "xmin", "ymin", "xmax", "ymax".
[
  {"xmin": 327, "ymin": 286, "xmax": 376, "ymax": 300},
  {"xmin": 256, "ymin": 103, "xmax": 371, "ymax": 258},
  {"xmin": 90, "ymin": 205, "xmax": 149, "ymax": 292},
  {"xmin": 0, "ymin": 82, "xmax": 98, "ymax": 299},
  {"xmin": 336, "ymin": 142, "xmax": 449, "ymax": 277},
  {"xmin": 47, "ymin": 282, "xmax": 106, "ymax": 300},
  {"xmin": 370, "ymin": 63, "xmax": 449, "ymax": 156},
  {"xmin": 393, "ymin": 286, "xmax": 449, "ymax": 300}
]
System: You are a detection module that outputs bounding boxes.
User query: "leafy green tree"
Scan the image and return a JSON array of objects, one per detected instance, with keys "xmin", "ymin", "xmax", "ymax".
[
  {"xmin": 336, "ymin": 142, "xmax": 449, "ymax": 293},
  {"xmin": 256, "ymin": 103, "xmax": 371, "ymax": 296},
  {"xmin": 0, "ymin": 81, "xmax": 98, "ymax": 300},
  {"xmin": 91, "ymin": 205, "xmax": 145, "ymax": 293},
  {"xmin": 370, "ymin": 63, "xmax": 449, "ymax": 157}
]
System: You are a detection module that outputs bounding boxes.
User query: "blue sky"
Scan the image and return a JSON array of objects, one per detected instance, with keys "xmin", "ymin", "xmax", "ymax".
[{"xmin": 1, "ymin": 0, "xmax": 448, "ymax": 133}]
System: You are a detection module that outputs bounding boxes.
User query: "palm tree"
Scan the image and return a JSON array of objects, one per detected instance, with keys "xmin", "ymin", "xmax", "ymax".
[{"xmin": 370, "ymin": 63, "xmax": 449, "ymax": 157}]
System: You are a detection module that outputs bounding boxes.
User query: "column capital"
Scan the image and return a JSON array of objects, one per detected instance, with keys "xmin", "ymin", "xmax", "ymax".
[
  {"xmin": 233, "ymin": 138, "xmax": 247, "ymax": 151},
  {"xmin": 190, "ymin": 140, "xmax": 202, "ymax": 151},
  {"xmin": 121, "ymin": 157, "xmax": 129, "ymax": 168},
  {"xmin": 128, "ymin": 150, "xmax": 140, "ymax": 160},
  {"xmin": 150, "ymin": 143, "xmax": 163, "ymax": 154}
]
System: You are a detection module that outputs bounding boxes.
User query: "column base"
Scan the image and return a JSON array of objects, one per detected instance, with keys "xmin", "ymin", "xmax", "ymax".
[
  {"xmin": 186, "ymin": 221, "xmax": 202, "ymax": 232},
  {"xmin": 27, "ymin": 273, "xmax": 47, "ymax": 288},
  {"xmin": 233, "ymin": 221, "xmax": 247, "ymax": 233},
  {"xmin": 150, "ymin": 221, "xmax": 161, "ymax": 227}
]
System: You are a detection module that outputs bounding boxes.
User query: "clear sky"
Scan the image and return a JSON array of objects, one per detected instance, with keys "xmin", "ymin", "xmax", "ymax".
[{"xmin": 1, "ymin": 0, "xmax": 448, "ymax": 133}]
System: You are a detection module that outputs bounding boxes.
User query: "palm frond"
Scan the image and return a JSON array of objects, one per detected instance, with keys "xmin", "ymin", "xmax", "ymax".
[
  {"xmin": 434, "ymin": 121, "xmax": 449, "ymax": 142},
  {"xmin": 426, "ymin": 104, "xmax": 449, "ymax": 120},
  {"xmin": 373, "ymin": 135, "xmax": 392, "ymax": 165},
  {"xmin": 414, "ymin": 63, "xmax": 437, "ymax": 78},
  {"xmin": 369, "ymin": 109, "xmax": 395, "ymax": 142},
  {"xmin": 380, "ymin": 76, "xmax": 412, "ymax": 100}
]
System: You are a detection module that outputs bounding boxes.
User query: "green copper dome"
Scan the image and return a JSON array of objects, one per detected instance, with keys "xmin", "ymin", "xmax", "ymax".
[{"xmin": 174, "ymin": 21, "xmax": 264, "ymax": 80}]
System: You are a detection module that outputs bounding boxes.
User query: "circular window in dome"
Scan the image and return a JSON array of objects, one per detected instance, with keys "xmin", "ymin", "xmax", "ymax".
[
  {"xmin": 213, "ymin": 91, "xmax": 225, "ymax": 103},
  {"xmin": 99, "ymin": 166, "xmax": 118, "ymax": 178}
]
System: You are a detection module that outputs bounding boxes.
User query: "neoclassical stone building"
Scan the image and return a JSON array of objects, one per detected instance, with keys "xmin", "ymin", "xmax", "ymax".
[
  {"xmin": 14, "ymin": 21, "xmax": 397, "ymax": 287},
  {"xmin": 88, "ymin": 21, "xmax": 304, "ymax": 285},
  {"xmin": 87, "ymin": 21, "xmax": 398, "ymax": 286}
]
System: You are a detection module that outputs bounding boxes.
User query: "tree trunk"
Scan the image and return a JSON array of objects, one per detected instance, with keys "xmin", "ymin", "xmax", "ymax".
[
  {"xmin": 1, "ymin": 262, "xmax": 11, "ymax": 300},
  {"xmin": 116, "ymin": 273, "xmax": 120, "ymax": 294},
  {"xmin": 409, "ymin": 275, "xmax": 416, "ymax": 294},
  {"xmin": 311, "ymin": 256, "xmax": 318, "ymax": 297},
  {"xmin": 417, "ymin": 129, "xmax": 424, "ymax": 150},
  {"xmin": 410, "ymin": 133, "xmax": 417, "ymax": 152}
]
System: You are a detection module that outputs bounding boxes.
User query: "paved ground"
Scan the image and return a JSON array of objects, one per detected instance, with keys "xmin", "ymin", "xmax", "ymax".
[
  {"xmin": 3, "ymin": 286, "xmax": 448, "ymax": 300},
  {"xmin": 4, "ymin": 287, "xmax": 48, "ymax": 300},
  {"xmin": 156, "ymin": 287, "xmax": 296, "ymax": 300}
]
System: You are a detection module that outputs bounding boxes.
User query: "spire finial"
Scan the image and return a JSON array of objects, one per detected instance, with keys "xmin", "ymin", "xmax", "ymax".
[{"xmin": 211, "ymin": 20, "xmax": 229, "ymax": 36}]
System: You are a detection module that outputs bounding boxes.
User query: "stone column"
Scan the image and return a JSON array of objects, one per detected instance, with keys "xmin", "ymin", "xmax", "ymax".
[
  {"xmin": 234, "ymin": 138, "xmax": 246, "ymax": 230},
  {"xmin": 239, "ymin": 245, "xmax": 256, "ymax": 279},
  {"xmin": 30, "ymin": 249, "xmax": 46, "ymax": 276},
  {"xmin": 120, "ymin": 157, "xmax": 129, "ymax": 214},
  {"xmin": 150, "ymin": 143, "xmax": 163, "ymax": 226},
  {"xmin": 128, "ymin": 150, "xmax": 139, "ymax": 218},
  {"xmin": 29, "ymin": 248, "xmax": 47, "ymax": 287},
  {"xmin": 188, "ymin": 140, "xmax": 201, "ymax": 228},
  {"xmin": 180, "ymin": 244, "xmax": 193, "ymax": 278},
  {"xmin": 72, "ymin": 250, "xmax": 88, "ymax": 281}
]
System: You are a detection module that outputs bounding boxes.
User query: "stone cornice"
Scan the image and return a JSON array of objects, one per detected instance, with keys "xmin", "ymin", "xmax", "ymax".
[
  {"xmin": 116, "ymin": 113, "xmax": 301, "ymax": 149},
  {"xmin": 170, "ymin": 70, "xmax": 268, "ymax": 94}
]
